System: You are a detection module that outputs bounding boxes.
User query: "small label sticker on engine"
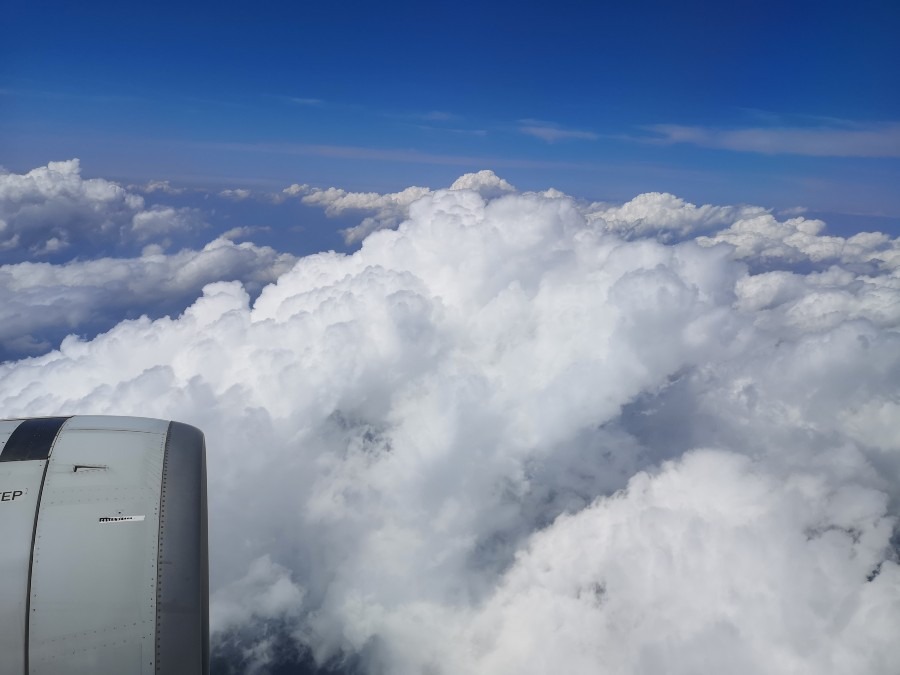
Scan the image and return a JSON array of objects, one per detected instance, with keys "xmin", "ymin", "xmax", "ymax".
[{"xmin": 98, "ymin": 515, "xmax": 146, "ymax": 523}]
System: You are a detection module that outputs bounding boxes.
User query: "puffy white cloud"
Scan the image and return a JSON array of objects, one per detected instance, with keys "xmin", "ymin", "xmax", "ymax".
[
  {"xmin": 0, "ymin": 237, "xmax": 295, "ymax": 357},
  {"xmin": 585, "ymin": 192, "xmax": 768, "ymax": 240},
  {"xmin": 290, "ymin": 175, "xmax": 784, "ymax": 250},
  {"xmin": 282, "ymin": 183, "xmax": 428, "ymax": 244},
  {"xmin": 698, "ymin": 214, "xmax": 900, "ymax": 270},
  {"xmin": 0, "ymin": 178, "xmax": 897, "ymax": 674},
  {"xmin": 583, "ymin": 193, "xmax": 900, "ymax": 272},
  {"xmin": 447, "ymin": 450, "xmax": 898, "ymax": 675},
  {"xmin": 300, "ymin": 185, "xmax": 432, "ymax": 217},
  {"xmin": 282, "ymin": 183, "xmax": 310, "ymax": 197},
  {"xmin": 448, "ymin": 169, "xmax": 516, "ymax": 198},
  {"xmin": 735, "ymin": 266, "xmax": 900, "ymax": 333},
  {"xmin": 289, "ymin": 170, "xmax": 514, "ymax": 243},
  {"xmin": 0, "ymin": 159, "xmax": 202, "ymax": 257},
  {"xmin": 131, "ymin": 205, "xmax": 204, "ymax": 241}
]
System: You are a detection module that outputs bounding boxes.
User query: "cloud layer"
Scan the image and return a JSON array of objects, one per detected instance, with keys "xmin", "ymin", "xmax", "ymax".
[
  {"xmin": 0, "ymin": 160, "xmax": 309, "ymax": 357},
  {"xmin": 1, "ymin": 167, "xmax": 898, "ymax": 674},
  {"xmin": 0, "ymin": 237, "xmax": 295, "ymax": 357},
  {"xmin": 644, "ymin": 122, "xmax": 900, "ymax": 158}
]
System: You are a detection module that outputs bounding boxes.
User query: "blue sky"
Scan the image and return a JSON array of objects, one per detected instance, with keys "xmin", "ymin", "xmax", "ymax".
[{"xmin": 2, "ymin": 0, "xmax": 899, "ymax": 226}]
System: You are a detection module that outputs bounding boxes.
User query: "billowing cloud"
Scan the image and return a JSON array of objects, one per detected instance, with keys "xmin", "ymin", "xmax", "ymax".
[
  {"xmin": 585, "ymin": 192, "xmax": 768, "ymax": 240},
  {"xmin": 585, "ymin": 194, "xmax": 900, "ymax": 275},
  {"xmin": 295, "ymin": 174, "xmax": 835, "ymax": 257},
  {"xmin": 644, "ymin": 122, "xmax": 900, "ymax": 158},
  {"xmin": 448, "ymin": 169, "xmax": 516, "ymax": 197},
  {"xmin": 698, "ymin": 214, "xmax": 900, "ymax": 270},
  {"xmin": 1, "ymin": 176, "xmax": 897, "ymax": 675},
  {"xmin": 131, "ymin": 205, "xmax": 203, "ymax": 241},
  {"xmin": 287, "ymin": 170, "xmax": 515, "ymax": 243},
  {"xmin": 299, "ymin": 185, "xmax": 430, "ymax": 244},
  {"xmin": 448, "ymin": 450, "xmax": 896, "ymax": 675},
  {"xmin": 297, "ymin": 185, "xmax": 432, "ymax": 217},
  {"xmin": 0, "ymin": 237, "xmax": 295, "ymax": 358},
  {"xmin": 0, "ymin": 159, "xmax": 203, "ymax": 258}
]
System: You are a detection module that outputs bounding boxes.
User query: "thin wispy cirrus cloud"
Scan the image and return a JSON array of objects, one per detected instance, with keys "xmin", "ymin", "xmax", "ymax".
[
  {"xmin": 417, "ymin": 125, "xmax": 489, "ymax": 137},
  {"xmin": 644, "ymin": 121, "xmax": 900, "ymax": 158},
  {"xmin": 417, "ymin": 110, "xmax": 459, "ymax": 122},
  {"xmin": 195, "ymin": 140, "xmax": 589, "ymax": 170},
  {"xmin": 518, "ymin": 119, "xmax": 600, "ymax": 143},
  {"xmin": 287, "ymin": 97, "xmax": 324, "ymax": 106},
  {"xmin": 386, "ymin": 109, "xmax": 488, "ymax": 137}
]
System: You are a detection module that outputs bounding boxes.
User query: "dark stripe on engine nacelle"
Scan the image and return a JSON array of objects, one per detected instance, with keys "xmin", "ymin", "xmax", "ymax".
[{"xmin": 0, "ymin": 417, "xmax": 70, "ymax": 462}]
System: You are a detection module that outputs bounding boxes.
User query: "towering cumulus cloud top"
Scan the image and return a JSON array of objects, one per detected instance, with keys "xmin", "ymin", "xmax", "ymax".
[{"xmin": 0, "ymin": 166, "xmax": 898, "ymax": 674}]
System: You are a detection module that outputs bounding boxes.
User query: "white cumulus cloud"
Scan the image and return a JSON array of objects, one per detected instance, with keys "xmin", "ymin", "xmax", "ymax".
[
  {"xmin": 698, "ymin": 214, "xmax": 900, "ymax": 270},
  {"xmin": 585, "ymin": 192, "xmax": 768, "ymax": 240},
  {"xmin": 0, "ymin": 237, "xmax": 295, "ymax": 357},
  {"xmin": 448, "ymin": 450, "xmax": 897, "ymax": 675},
  {"xmin": 287, "ymin": 170, "xmax": 515, "ymax": 244},
  {"xmin": 448, "ymin": 169, "xmax": 516, "ymax": 197},
  {"xmin": 0, "ymin": 159, "xmax": 202, "ymax": 257}
]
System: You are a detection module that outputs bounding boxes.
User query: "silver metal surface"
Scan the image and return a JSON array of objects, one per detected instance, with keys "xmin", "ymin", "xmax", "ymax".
[
  {"xmin": 64, "ymin": 416, "xmax": 170, "ymax": 434},
  {"xmin": 29, "ymin": 427, "xmax": 167, "ymax": 675}
]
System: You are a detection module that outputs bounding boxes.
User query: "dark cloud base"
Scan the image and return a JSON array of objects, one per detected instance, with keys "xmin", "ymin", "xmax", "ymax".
[{"xmin": 211, "ymin": 622, "xmax": 361, "ymax": 675}]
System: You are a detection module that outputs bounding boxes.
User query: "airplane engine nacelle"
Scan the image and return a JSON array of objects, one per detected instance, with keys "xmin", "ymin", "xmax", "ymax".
[{"xmin": 0, "ymin": 416, "xmax": 209, "ymax": 674}]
